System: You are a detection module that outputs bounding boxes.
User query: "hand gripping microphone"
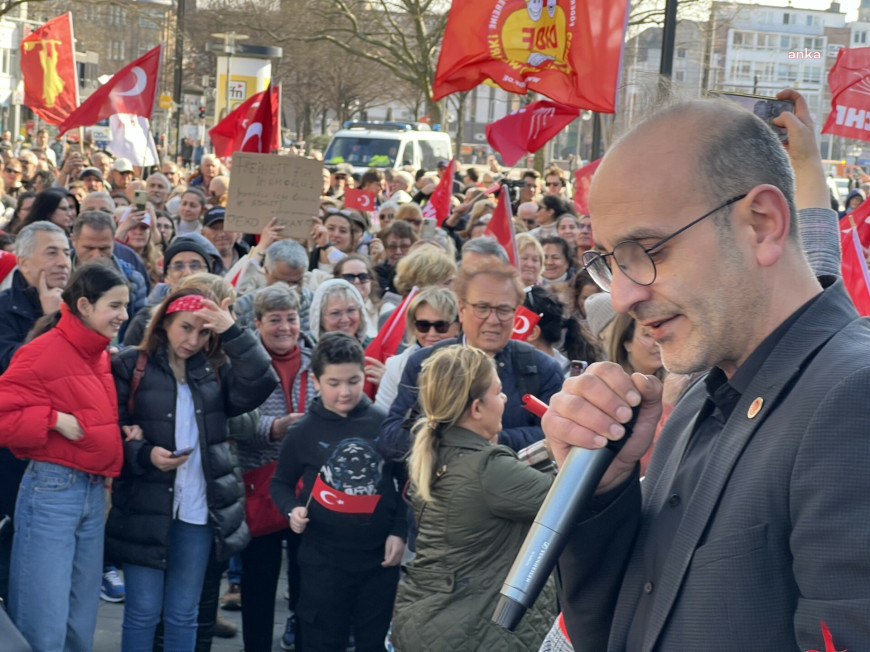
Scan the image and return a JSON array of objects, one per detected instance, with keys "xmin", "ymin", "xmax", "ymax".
[{"xmin": 492, "ymin": 404, "xmax": 641, "ymax": 630}]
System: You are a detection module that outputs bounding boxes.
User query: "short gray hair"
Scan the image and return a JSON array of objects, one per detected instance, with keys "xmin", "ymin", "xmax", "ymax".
[
  {"xmin": 265, "ymin": 239, "xmax": 307, "ymax": 271},
  {"xmin": 461, "ymin": 236, "xmax": 509, "ymax": 263},
  {"xmin": 80, "ymin": 191, "xmax": 115, "ymax": 213},
  {"xmin": 253, "ymin": 284, "xmax": 300, "ymax": 321},
  {"xmin": 73, "ymin": 210, "xmax": 116, "ymax": 237},
  {"xmin": 16, "ymin": 221, "xmax": 66, "ymax": 259}
]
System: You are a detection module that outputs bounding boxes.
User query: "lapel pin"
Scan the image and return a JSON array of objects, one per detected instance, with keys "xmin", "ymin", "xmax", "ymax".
[{"xmin": 747, "ymin": 397, "xmax": 763, "ymax": 419}]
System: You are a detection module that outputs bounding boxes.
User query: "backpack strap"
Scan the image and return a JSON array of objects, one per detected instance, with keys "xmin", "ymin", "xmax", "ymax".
[
  {"xmin": 127, "ymin": 351, "xmax": 148, "ymax": 415},
  {"xmin": 511, "ymin": 341, "xmax": 540, "ymax": 419}
]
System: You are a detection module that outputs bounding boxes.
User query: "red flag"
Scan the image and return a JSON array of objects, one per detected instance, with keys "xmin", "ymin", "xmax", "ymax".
[
  {"xmin": 344, "ymin": 189, "xmax": 377, "ymax": 212},
  {"xmin": 364, "ymin": 287, "xmax": 420, "ymax": 399},
  {"xmin": 237, "ymin": 82, "xmax": 276, "ymax": 153},
  {"xmin": 807, "ymin": 621, "xmax": 842, "ymax": 652},
  {"xmin": 840, "ymin": 225, "xmax": 870, "ymax": 316},
  {"xmin": 20, "ymin": 13, "xmax": 78, "ymax": 125},
  {"xmin": 57, "ymin": 45, "xmax": 162, "ymax": 135},
  {"xmin": 210, "ymin": 90, "xmax": 261, "ymax": 158},
  {"xmin": 822, "ymin": 46, "xmax": 870, "ymax": 140},
  {"xmin": 573, "ymin": 158, "xmax": 602, "ymax": 216},
  {"xmin": 433, "ymin": 0, "xmax": 629, "ymax": 112},
  {"xmin": 511, "ymin": 305, "xmax": 541, "ymax": 341},
  {"xmin": 839, "ymin": 196, "xmax": 870, "ymax": 247},
  {"xmin": 311, "ymin": 473, "xmax": 380, "ymax": 514},
  {"xmin": 486, "ymin": 100, "xmax": 579, "ymax": 167},
  {"xmin": 484, "ymin": 186, "xmax": 519, "ymax": 266},
  {"xmin": 421, "ymin": 158, "xmax": 455, "ymax": 226}
]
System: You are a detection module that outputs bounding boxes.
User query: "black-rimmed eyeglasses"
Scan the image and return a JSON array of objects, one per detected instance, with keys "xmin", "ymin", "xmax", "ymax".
[{"xmin": 581, "ymin": 194, "xmax": 746, "ymax": 292}]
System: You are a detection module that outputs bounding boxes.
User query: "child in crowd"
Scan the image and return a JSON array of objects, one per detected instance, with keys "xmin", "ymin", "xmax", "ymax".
[{"xmin": 271, "ymin": 332, "xmax": 405, "ymax": 652}]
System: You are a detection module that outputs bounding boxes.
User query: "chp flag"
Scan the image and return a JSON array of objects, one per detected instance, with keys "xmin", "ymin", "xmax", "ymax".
[
  {"xmin": 57, "ymin": 45, "xmax": 162, "ymax": 135},
  {"xmin": 433, "ymin": 0, "xmax": 630, "ymax": 112},
  {"xmin": 421, "ymin": 158, "xmax": 455, "ymax": 226},
  {"xmin": 484, "ymin": 185, "xmax": 519, "ymax": 266},
  {"xmin": 823, "ymin": 46, "xmax": 870, "ymax": 140},
  {"xmin": 486, "ymin": 100, "xmax": 579, "ymax": 167},
  {"xmin": 20, "ymin": 13, "xmax": 78, "ymax": 125},
  {"xmin": 840, "ymin": 223, "xmax": 870, "ymax": 316},
  {"xmin": 311, "ymin": 472, "xmax": 381, "ymax": 514}
]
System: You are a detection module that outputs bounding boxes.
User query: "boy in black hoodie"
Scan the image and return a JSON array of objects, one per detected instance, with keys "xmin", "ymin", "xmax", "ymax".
[{"xmin": 271, "ymin": 332, "xmax": 406, "ymax": 652}]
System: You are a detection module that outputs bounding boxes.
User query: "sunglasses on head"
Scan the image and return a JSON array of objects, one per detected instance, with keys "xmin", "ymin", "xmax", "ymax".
[{"xmin": 414, "ymin": 319, "xmax": 453, "ymax": 333}]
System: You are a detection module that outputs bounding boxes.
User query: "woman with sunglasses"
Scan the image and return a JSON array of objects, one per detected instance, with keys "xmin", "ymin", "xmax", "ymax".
[
  {"xmin": 374, "ymin": 287, "xmax": 459, "ymax": 412},
  {"xmin": 334, "ymin": 254, "xmax": 380, "ymax": 339}
]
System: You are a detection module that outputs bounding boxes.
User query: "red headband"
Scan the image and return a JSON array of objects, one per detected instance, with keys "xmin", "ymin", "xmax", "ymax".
[{"xmin": 165, "ymin": 295, "xmax": 205, "ymax": 315}]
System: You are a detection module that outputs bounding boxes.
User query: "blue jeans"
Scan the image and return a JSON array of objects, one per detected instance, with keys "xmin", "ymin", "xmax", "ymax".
[
  {"xmin": 227, "ymin": 552, "xmax": 242, "ymax": 585},
  {"xmin": 9, "ymin": 460, "xmax": 106, "ymax": 652},
  {"xmin": 122, "ymin": 519, "xmax": 213, "ymax": 652}
]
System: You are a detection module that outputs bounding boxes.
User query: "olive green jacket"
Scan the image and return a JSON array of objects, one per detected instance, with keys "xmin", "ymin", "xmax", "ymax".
[{"xmin": 392, "ymin": 426, "xmax": 556, "ymax": 651}]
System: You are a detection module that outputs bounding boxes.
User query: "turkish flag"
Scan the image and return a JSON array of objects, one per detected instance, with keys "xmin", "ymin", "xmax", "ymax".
[
  {"xmin": 311, "ymin": 473, "xmax": 381, "ymax": 514},
  {"xmin": 822, "ymin": 47, "xmax": 870, "ymax": 140},
  {"xmin": 433, "ymin": 0, "xmax": 629, "ymax": 112},
  {"xmin": 573, "ymin": 158, "xmax": 602, "ymax": 216},
  {"xmin": 840, "ymin": 226, "xmax": 870, "ymax": 316},
  {"xmin": 57, "ymin": 45, "xmax": 162, "ymax": 135},
  {"xmin": 344, "ymin": 189, "xmax": 377, "ymax": 212},
  {"xmin": 511, "ymin": 305, "xmax": 541, "ymax": 341},
  {"xmin": 364, "ymin": 286, "xmax": 419, "ymax": 399},
  {"xmin": 484, "ymin": 186, "xmax": 518, "ymax": 266},
  {"xmin": 20, "ymin": 13, "xmax": 78, "ymax": 125},
  {"xmin": 486, "ymin": 100, "xmax": 579, "ymax": 167},
  {"xmin": 210, "ymin": 85, "xmax": 280, "ymax": 158},
  {"xmin": 421, "ymin": 158, "xmax": 455, "ymax": 226}
]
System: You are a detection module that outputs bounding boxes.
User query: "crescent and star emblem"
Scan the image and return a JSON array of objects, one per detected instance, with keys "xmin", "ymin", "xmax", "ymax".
[
  {"xmin": 240, "ymin": 122, "xmax": 263, "ymax": 150},
  {"xmin": 112, "ymin": 66, "xmax": 147, "ymax": 97},
  {"xmin": 319, "ymin": 490, "xmax": 345, "ymax": 506},
  {"xmin": 358, "ymin": 194, "xmax": 371, "ymax": 208},
  {"xmin": 514, "ymin": 315, "xmax": 530, "ymax": 334}
]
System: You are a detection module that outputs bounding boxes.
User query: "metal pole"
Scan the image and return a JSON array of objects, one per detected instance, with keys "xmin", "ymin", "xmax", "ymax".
[
  {"xmin": 173, "ymin": 0, "xmax": 185, "ymax": 162},
  {"xmin": 659, "ymin": 0, "xmax": 678, "ymax": 77}
]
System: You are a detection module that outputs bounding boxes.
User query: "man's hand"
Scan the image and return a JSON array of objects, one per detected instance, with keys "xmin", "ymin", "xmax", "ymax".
[
  {"xmin": 150, "ymin": 446, "xmax": 189, "ymax": 472},
  {"xmin": 773, "ymin": 89, "xmax": 829, "ymax": 211},
  {"xmin": 122, "ymin": 425, "xmax": 143, "ymax": 442},
  {"xmin": 542, "ymin": 361, "xmax": 662, "ymax": 494},
  {"xmin": 37, "ymin": 270, "xmax": 63, "ymax": 315},
  {"xmin": 269, "ymin": 413, "xmax": 303, "ymax": 440},
  {"xmin": 289, "ymin": 506, "xmax": 309, "ymax": 534},
  {"xmin": 54, "ymin": 412, "xmax": 83, "ymax": 441},
  {"xmin": 382, "ymin": 534, "xmax": 405, "ymax": 567}
]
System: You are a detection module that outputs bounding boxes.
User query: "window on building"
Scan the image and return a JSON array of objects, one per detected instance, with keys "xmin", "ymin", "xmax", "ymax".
[
  {"xmin": 733, "ymin": 31, "xmax": 743, "ymax": 46},
  {"xmin": 856, "ymin": 32, "xmax": 867, "ymax": 45},
  {"xmin": 677, "ymin": 47, "xmax": 686, "ymax": 58},
  {"xmin": 782, "ymin": 12, "xmax": 796, "ymax": 25},
  {"xmin": 675, "ymin": 71, "xmax": 685, "ymax": 81}
]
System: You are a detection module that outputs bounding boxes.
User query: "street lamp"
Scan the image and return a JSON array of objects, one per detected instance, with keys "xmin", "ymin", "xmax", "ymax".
[{"xmin": 211, "ymin": 32, "xmax": 249, "ymax": 119}]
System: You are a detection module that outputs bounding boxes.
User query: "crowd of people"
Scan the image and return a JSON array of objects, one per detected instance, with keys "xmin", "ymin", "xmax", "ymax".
[{"xmin": 1, "ymin": 83, "xmax": 869, "ymax": 652}]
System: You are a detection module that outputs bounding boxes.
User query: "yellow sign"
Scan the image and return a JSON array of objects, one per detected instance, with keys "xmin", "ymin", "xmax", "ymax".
[{"xmin": 159, "ymin": 94, "xmax": 173, "ymax": 109}]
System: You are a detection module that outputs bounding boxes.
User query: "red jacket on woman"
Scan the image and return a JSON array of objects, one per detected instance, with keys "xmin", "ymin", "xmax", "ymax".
[{"xmin": 0, "ymin": 304, "xmax": 123, "ymax": 477}]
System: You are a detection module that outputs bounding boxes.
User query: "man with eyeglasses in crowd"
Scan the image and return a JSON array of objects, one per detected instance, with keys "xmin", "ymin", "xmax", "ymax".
[
  {"xmin": 541, "ymin": 89, "xmax": 870, "ymax": 649},
  {"xmin": 512, "ymin": 169, "xmax": 541, "ymax": 213},
  {"xmin": 374, "ymin": 220, "xmax": 416, "ymax": 296},
  {"xmin": 17, "ymin": 150, "xmax": 39, "ymax": 191},
  {"xmin": 379, "ymin": 256, "xmax": 563, "ymax": 461},
  {"xmin": 544, "ymin": 166, "xmax": 569, "ymax": 198},
  {"xmin": 2, "ymin": 158, "xmax": 23, "ymax": 199}
]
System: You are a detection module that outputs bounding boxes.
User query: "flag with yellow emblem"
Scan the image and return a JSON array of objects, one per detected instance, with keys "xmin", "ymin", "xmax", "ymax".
[{"xmin": 20, "ymin": 13, "xmax": 78, "ymax": 125}]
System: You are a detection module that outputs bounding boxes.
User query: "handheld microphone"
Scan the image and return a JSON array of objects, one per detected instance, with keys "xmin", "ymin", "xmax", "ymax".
[{"xmin": 492, "ymin": 404, "xmax": 641, "ymax": 630}]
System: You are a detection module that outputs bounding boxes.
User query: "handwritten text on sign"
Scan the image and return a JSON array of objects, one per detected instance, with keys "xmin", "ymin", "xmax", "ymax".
[{"xmin": 225, "ymin": 152, "xmax": 322, "ymax": 238}]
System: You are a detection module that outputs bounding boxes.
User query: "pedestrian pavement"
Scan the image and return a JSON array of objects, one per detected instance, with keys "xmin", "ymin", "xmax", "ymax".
[{"xmin": 94, "ymin": 574, "xmax": 292, "ymax": 652}]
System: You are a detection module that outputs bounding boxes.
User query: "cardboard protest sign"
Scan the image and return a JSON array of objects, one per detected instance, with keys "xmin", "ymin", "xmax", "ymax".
[{"xmin": 225, "ymin": 152, "xmax": 322, "ymax": 237}]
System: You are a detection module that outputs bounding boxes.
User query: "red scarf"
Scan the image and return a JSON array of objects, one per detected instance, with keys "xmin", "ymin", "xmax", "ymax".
[{"xmin": 268, "ymin": 345, "xmax": 301, "ymax": 411}]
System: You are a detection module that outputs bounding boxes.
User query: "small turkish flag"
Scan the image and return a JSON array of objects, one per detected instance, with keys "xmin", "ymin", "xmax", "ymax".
[
  {"xmin": 344, "ymin": 188, "xmax": 377, "ymax": 212},
  {"xmin": 511, "ymin": 305, "xmax": 541, "ymax": 341},
  {"xmin": 421, "ymin": 158, "xmax": 455, "ymax": 226},
  {"xmin": 311, "ymin": 473, "xmax": 381, "ymax": 514},
  {"xmin": 484, "ymin": 186, "xmax": 519, "ymax": 266},
  {"xmin": 573, "ymin": 158, "xmax": 601, "ymax": 216}
]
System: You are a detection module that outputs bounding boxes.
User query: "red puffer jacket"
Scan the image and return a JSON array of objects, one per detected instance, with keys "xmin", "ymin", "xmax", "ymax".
[{"xmin": 0, "ymin": 303, "xmax": 123, "ymax": 477}]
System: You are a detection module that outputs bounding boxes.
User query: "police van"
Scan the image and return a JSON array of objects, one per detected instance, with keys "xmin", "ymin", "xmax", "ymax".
[{"xmin": 324, "ymin": 121, "xmax": 453, "ymax": 174}]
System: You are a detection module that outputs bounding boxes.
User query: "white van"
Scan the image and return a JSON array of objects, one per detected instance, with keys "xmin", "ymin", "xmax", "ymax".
[{"xmin": 324, "ymin": 121, "xmax": 453, "ymax": 174}]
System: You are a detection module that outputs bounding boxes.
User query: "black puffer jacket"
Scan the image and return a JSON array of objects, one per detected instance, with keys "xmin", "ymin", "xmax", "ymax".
[{"xmin": 107, "ymin": 324, "xmax": 278, "ymax": 569}]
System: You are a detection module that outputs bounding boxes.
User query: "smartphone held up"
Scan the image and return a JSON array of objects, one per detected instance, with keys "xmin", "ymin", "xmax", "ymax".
[{"xmin": 709, "ymin": 91, "xmax": 795, "ymax": 143}]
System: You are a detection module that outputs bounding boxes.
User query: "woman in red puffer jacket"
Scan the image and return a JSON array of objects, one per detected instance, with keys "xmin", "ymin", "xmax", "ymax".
[{"xmin": 0, "ymin": 261, "xmax": 139, "ymax": 652}]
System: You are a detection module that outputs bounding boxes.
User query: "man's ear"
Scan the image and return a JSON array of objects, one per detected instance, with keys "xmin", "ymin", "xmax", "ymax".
[{"xmin": 742, "ymin": 185, "xmax": 789, "ymax": 268}]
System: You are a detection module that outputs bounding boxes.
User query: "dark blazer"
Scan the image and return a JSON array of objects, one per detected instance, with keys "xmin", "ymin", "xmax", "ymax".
[
  {"xmin": 558, "ymin": 277, "xmax": 870, "ymax": 650},
  {"xmin": 108, "ymin": 324, "xmax": 278, "ymax": 568}
]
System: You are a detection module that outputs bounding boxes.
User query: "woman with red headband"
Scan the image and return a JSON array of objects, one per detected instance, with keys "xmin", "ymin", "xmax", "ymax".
[{"xmin": 107, "ymin": 288, "xmax": 278, "ymax": 652}]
